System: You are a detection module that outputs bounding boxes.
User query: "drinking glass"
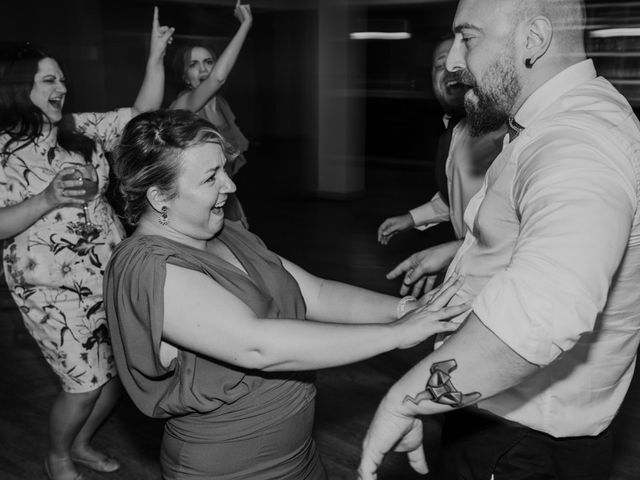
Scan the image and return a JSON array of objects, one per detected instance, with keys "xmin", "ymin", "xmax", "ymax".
[{"xmin": 64, "ymin": 165, "xmax": 100, "ymax": 227}]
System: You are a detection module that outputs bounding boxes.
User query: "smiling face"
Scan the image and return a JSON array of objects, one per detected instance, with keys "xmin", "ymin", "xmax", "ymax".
[
  {"xmin": 431, "ymin": 38, "xmax": 467, "ymax": 116},
  {"xmin": 446, "ymin": 0, "xmax": 523, "ymax": 135},
  {"xmin": 30, "ymin": 57, "xmax": 66, "ymax": 124},
  {"xmin": 164, "ymin": 142, "xmax": 236, "ymax": 243},
  {"xmin": 184, "ymin": 46, "xmax": 216, "ymax": 90}
]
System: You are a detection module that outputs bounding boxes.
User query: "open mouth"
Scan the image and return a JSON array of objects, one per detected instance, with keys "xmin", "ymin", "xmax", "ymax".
[
  {"xmin": 212, "ymin": 199, "xmax": 226, "ymax": 213},
  {"xmin": 49, "ymin": 97, "xmax": 64, "ymax": 109},
  {"xmin": 445, "ymin": 80, "xmax": 469, "ymax": 93}
]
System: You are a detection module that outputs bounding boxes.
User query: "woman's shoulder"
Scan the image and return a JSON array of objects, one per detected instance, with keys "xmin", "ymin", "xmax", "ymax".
[
  {"xmin": 108, "ymin": 235, "xmax": 174, "ymax": 275},
  {"xmin": 112, "ymin": 234, "xmax": 179, "ymax": 260},
  {"xmin": 169, "ymin": 90, "xmax": 192, "ymax": 110}
]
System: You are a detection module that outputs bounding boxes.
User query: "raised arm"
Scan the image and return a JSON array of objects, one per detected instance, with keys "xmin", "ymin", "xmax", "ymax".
[
  {"xmin": 132, "ymin": 7, "xmax": 174, "ymax": 115},
  {"xmin": 170, "ymin": 3, "xmax": 252, "ymax": 112},
  {"xmin": 161, "ymin": 263, "xmax": 469, "ymax": 372},
  {"xmin": 0, "ymin": 167, "xmax": 87, "ymax": 239}
]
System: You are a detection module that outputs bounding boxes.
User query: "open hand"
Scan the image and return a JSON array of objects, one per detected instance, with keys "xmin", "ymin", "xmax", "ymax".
[
  {"xmin": 377, "ymin": 213, "xmax": 414, "ymax": 245},
  {"xmin": 395, "ymin": 274, "xmax": 469, "ymax": 350},
  {"xmin": 387, "ymin": 240, "xmax": 462, "ymax": 296},
  {"xmin": 358, "ymin": 398, "xmax": 428, "ymax": 480}
]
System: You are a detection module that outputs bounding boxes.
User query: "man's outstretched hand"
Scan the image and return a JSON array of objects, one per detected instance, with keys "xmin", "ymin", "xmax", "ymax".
[{"xmin": 387, "ymin": 240, "xmax": 462, "ymax": 296}]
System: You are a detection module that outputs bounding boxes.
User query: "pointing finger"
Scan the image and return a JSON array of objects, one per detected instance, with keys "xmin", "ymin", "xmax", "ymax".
[{"xmin": 387, "ymin": 258, "xmax": 412, "ymax": 280}]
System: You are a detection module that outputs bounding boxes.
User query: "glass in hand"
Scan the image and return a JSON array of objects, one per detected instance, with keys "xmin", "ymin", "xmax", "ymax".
[{"xmin": 63, "ymin": 165, "xmax": 100, "ymax": 227}]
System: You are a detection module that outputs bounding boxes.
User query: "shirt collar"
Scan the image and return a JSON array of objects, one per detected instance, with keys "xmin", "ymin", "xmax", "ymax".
[
  {"xmin": 443, "ymin": 113, "xmax": 465, "ymax": 130},
  {"xmin": 513, "ymin": 59, "xmax": 597, "ymax": 129}
]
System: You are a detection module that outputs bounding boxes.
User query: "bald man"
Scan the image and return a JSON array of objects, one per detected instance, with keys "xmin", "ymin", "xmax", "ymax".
[{"xmin": 359, "ymin": 1, "xmax": 640, "ymax": 479}]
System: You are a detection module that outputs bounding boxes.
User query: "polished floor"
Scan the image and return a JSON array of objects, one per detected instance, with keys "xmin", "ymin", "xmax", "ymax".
[{"xmin": 1, "ymin": 151, "xmax": 639, "ymax": 480}]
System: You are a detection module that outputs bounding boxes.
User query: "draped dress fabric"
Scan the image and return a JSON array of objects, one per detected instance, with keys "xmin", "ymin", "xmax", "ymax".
[
  {"xmin": 104, "ymin": 221, "xmax": 327, "ymax": 480},
  {"xmin": 0, "ymin": 109, "xmax": 131, "ymax": 392}
]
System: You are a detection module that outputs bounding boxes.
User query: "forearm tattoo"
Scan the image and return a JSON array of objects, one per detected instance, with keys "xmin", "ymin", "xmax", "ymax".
[{"xmin": 404, "ymin": 359, "xmax": 481, "ymax": 408}]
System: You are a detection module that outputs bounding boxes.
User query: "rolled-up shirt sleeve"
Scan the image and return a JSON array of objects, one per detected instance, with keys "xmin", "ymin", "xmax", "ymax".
[
  {"xmin": 472, "ymin": 130, "xmax": 636, "ymax": 366},
  {"xmin": 409, "ymin": 192, "xmax": 451, "ymax": 230}
]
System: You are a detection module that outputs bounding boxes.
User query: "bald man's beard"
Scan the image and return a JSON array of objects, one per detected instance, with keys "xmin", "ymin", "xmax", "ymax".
[{"xmin": 463, "ymin": 54, "xmax": 521, "ymax": 137}]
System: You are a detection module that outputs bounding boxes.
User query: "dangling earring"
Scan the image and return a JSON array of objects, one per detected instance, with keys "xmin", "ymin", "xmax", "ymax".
[
  {"xmin": 159, "ymin": 206, "xmax": 168, "ymax": 226},
  {"xmin": 525, "ymin": 58, "xmax": 534, "ymax": 69}
]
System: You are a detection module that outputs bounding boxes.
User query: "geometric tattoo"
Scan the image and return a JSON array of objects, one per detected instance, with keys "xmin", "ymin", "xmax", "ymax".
[{"xmin": 403, "ymin": 359, "xmax": 482, "ymax": 408}]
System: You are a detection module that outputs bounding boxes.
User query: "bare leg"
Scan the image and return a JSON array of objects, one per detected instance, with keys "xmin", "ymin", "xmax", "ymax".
[
  {"xmin": 46, "ymin": 387, "xmax": 101, "ymax": 479},
  {"xmin": 71, "ymin": 377, "xmax": 121, "ymax": 463}
]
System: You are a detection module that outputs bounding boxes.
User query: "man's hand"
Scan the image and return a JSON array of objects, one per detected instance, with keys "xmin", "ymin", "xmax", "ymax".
[
  {"xmin": 358, "ymin": 397, "xmax": 428, "ymax": 480},
  {"xmin": 377, "ymin": 213, "xmax": 415, "ymax": 245},
  {"xmin": 387, "ymin": 240, "xmax": 462, "ymax": 296}
]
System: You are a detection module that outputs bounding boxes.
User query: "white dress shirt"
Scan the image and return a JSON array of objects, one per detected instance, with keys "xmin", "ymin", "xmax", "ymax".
[
  {"xmin": 410, "ymin": 119, "xmax": 505, "ymax": 239},
  {"xmin": 445, "ymin": 60, "xmax": 640, "ymax": 437}
]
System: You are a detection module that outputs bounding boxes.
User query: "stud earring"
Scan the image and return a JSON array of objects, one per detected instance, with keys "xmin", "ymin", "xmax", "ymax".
[
  {"xmin": 525, "ymin": 58, "xmax": 533, "ymax": 69},
  {"xmin": 159, "ymin": 206, "xmax": 168, "ymax": 226}
]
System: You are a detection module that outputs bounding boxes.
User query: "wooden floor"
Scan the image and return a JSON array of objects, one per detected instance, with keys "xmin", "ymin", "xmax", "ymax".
[{"xmin": 1, "ymin": 151, "xmax": 640, "ymax": 479}]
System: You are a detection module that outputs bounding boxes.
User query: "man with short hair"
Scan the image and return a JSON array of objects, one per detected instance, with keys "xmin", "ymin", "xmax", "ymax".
[
  {"xmin": 377, "ymin": 36, "xmax": 505, "ymax": 246},
  {"xmin": 378, "ymin": 36, "xmax": 505, "ymax": 297},
  {"xmin": 359, "ymin": 0, "xmax": 640, "ymax": 479},
  {"xmin": 377, "ymin": 36, "xmax": 466, "ymax": 247}
]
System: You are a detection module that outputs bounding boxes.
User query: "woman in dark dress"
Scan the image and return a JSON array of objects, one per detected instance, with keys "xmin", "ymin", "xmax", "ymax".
[{"xmin": 104, "ymin": 109, "xmax": 469, "ymax": 480}]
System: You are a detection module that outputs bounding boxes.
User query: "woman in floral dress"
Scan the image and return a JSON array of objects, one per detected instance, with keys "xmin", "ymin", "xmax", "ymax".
[{"xmin": 0, "ymin": 9, "xmax": 173, "ymax": 480}]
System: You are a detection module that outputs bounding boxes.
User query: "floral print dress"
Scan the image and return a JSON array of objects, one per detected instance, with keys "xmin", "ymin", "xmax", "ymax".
[{"xmin": 0, "ymin": 109, "xmax": 132, "ymax": 393}]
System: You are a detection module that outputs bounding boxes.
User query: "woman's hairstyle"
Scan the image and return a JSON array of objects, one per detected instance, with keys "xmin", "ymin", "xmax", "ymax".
[
  {"xmin": 174, "ymin": 43, "xmax": 218, "ymax": 87},
  {"xmin": 0, "ymin": 43, "xmax": 94, "ymax": 161},
  {"xmin": 114, "ymin": 109, "xmax": 237, "ymax": 226}
]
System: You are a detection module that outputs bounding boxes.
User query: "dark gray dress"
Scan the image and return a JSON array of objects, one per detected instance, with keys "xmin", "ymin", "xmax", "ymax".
[{"xmin": 104, "ymin": 221, "xmax": 327, "ymax": 479}]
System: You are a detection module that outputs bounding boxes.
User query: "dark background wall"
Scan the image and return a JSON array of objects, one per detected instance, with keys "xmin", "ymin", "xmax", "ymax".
[
  {"xmin": 0, "ymin": 0, "xmax": 457, "ymax": 196},
  {"xmin": 1, "ymin": 0, "xmax": 638, "ymax": 193}
]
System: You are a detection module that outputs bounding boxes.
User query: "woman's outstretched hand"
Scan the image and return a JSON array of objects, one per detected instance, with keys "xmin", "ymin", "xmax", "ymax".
[
  {"xmin": 394, "ymin": 274, "xmax": 469, "ymax": 349},
  {"xmin": 234, "ymin": 2, "xmax": 253, "ymax": 27}
]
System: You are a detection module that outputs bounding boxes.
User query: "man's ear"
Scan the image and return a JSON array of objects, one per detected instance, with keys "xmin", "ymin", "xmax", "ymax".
[
  {"xmin": 146, "ymin": 186, "xmax": 167, "ymax": 213},
  {"xmin": 524, "ymin": 16, "xmax": 552, "ymax": 68}
]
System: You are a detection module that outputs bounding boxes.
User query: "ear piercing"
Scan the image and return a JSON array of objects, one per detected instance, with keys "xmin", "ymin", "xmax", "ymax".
[{"xmin": 159, "ymin": 206, "xmax": 168, "ymax": 226}]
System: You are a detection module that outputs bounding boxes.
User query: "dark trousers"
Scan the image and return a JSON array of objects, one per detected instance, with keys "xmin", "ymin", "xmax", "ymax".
[{"xmin": 433, "ymin": 408, "xmax": 613, "ymax": 480}]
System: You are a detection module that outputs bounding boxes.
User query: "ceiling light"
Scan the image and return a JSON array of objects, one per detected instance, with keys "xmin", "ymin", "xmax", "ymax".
[
  {"xmin": 590, "ymin": 27, "xmax": 640, "ymax": 38},
  {"xmin": 349, "ymin": 31, "xmax": 411, "ymax": 40}
]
